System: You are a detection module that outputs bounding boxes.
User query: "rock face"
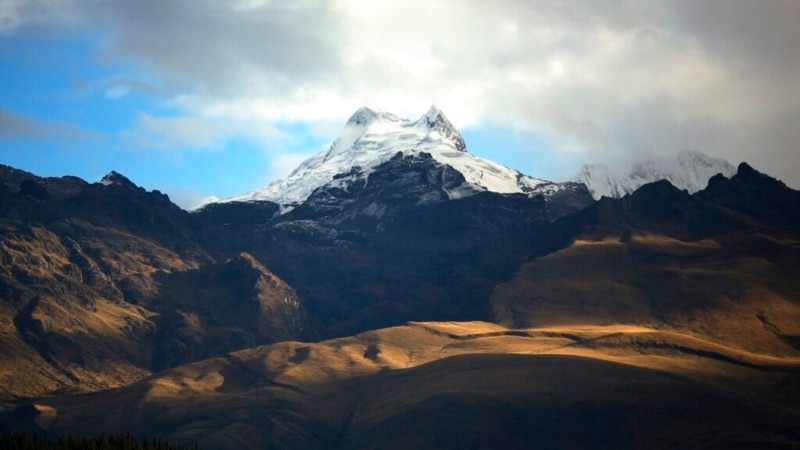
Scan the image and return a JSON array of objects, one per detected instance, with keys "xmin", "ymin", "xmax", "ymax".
[
  {"xmin": 151, "ymin": 253, "xmax": 315, "ymax": 370},
  {"xmin": 573, "ymin": 150, "xmax": 737, "ymax": 199},
  {"xmin": 0, "ymin": 167, "xmax": 316, "ymax": 397}
]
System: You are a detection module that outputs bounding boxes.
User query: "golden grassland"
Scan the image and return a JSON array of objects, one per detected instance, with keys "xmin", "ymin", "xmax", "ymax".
[
  {"xmin": 492, "ymin": 230, "xmax": 800, "ymax": 356},
  {"xmin": 31, "ymin": 319, "xmax": 800, "ymax": 449}
]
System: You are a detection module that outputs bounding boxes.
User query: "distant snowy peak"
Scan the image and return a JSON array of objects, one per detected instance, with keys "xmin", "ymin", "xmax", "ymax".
[
  {"xmin": 573, "ymin": 151, "xmax": 737, "ymax": 200},
  {"xmin": 216, "ymin": 105, "xmax": 560, "ymax": 209}
]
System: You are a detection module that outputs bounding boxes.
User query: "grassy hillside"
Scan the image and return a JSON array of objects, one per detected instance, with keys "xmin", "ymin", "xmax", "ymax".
[{"xmin": 22, "ymin": 321, "xmax": 800, "ymax": 449}]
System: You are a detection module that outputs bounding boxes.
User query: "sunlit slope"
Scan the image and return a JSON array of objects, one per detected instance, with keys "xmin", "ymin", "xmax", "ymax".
[
  {"xmin": 492, "ymin": 229, "xmax": 800, "ymax": 357},
  {"xmin": 0, "ymin": 168, "xmax": 321, "ymax": 399},
  {"xmin": 34, "ymin": 321, "xmax": 800, "ymax": 449},
  {"xmin": 493, "ymin": 165, "xmax": 800, "ymax": 359}
]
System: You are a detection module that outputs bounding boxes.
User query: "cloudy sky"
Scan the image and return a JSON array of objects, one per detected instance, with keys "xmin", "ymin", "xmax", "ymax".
[{"xmin": 1, "ymin": 0, "xmax": 798, "ymax": 209}]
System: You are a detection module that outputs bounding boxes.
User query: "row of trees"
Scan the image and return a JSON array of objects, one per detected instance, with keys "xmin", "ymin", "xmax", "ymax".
[{"xmin": 0, "ymin": 432, "xmax": 198, "ymax": 450}]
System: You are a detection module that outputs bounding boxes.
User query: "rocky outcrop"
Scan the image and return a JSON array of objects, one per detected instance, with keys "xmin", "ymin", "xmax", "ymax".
[
  {"xmin": 151, "ymin": 253, "xmax": 318, "ymax": 370},
  {"xmin": 0, "ymin": 168, "xmax": 313, "ymax": 397}
]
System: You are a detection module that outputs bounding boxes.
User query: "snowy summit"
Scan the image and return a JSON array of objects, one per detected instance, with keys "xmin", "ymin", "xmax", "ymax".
[{"xmin": 211, "ymin": 105, "xmax": 561, "ymax": 210}]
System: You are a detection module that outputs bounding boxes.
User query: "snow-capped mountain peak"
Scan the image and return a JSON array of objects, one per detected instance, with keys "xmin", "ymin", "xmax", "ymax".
[
  {"xmin": 345, "ymin": 106, "xmax": 403, "ymax": 127},
  {"xmin": 573, "ymin": 150, "xmax": 737, "ymax": 200},
  {"xmin": 420, "ymin": 104, "xmax": 466, "ymax": 152},
  {"xmin": 212, "ymin": 106, "xmax": 572, "ymax": 210}
]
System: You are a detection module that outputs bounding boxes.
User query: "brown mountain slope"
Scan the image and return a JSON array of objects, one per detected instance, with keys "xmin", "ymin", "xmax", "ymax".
[
  {"xmin": 492, "ymin": 164, "xmax": 800, "ymax": 357},
  {"xmin": 0, "ymin": 167, "xmax": 316, "ymax": 398},
  {"xmin": 492, "ymin": 229, "xmax": 800, "ymax": 356},
  {"xmin": 19, "ymin": 321, "xmax": 800, "ymax": 449},
  {"xmin": 0, "ymin": 222, "xmax": 198, "ymax": 397},
  {"xmin": 150, "ymin": 253, "xmax": 320, "ymax": 371},
  {"xmin": 0, "ymin": 222, "xmax": 317, "ymax": 397}
]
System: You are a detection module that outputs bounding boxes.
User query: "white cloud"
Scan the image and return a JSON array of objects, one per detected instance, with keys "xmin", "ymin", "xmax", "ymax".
[
  {"xmin": 105, "ymin": 84, "xmax": 130, "ymax": 99},
  {"xmin": 122, "ymin": 113, "xmax": 285, "ymax": 151},
  {"xmin": 6, "ymin": 0, "xmax": 800, "ymax": 187}
]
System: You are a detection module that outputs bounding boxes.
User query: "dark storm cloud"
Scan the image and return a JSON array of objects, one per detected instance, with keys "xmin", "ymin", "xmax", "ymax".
[
  {"xmin": 657, "ymin": 1, "xmax": 800, "ymax": 185},
  {"xmin": 668, "ymin": 1, "xmax": 800, "ymax": 81},
  {"xmin": 468, "ymin": 1, "xmax": 800, "ymax": 185},
  {"xmin": 90, "ymin": 0, "xmax": 343, "ymax": 96}
]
